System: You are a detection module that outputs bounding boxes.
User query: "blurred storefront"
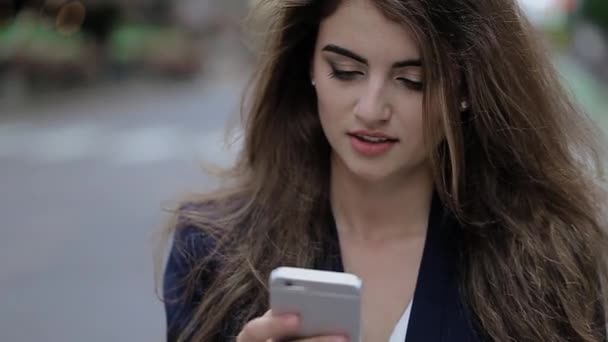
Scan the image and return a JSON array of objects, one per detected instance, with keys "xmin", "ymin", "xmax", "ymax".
[{"xmin": 0, "ymin": 0, "xmax": 250, "ymax": 99}]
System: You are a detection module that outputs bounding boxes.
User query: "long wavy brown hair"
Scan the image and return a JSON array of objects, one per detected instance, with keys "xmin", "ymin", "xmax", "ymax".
[{"xmin": 161, "ymin": 0, "xmax": 608, "ymax": 340}]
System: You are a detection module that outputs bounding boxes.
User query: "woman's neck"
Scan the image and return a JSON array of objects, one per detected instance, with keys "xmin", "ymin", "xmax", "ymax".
[{"xmin": 330, "ymin": 155, "xmax": 434, "ymax": 242}]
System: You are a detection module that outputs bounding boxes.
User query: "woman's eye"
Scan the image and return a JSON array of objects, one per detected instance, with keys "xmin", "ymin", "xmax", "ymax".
[
  {"xmin": 397, "ymin": 77, "xmax": 424, "ymax": 91},
  {"xmin": 329, "ymin": 67, "xmax": 363, "ymax": 81}
]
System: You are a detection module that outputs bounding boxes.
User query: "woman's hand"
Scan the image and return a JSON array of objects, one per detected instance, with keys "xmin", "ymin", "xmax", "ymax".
[{"xmin": 236, "ymin": 310, "xmax": 349, "ymax": 342}]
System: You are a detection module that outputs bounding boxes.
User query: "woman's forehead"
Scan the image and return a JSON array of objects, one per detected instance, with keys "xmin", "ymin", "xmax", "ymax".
[{"xmin": 316, "ymin": 0, "xmax": 421, "ymax": 63}]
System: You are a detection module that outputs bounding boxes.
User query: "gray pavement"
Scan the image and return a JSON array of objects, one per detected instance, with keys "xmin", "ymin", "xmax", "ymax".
[{"xmin": 0, "ymin": 74, "xmax": 244, "ymax": 341}]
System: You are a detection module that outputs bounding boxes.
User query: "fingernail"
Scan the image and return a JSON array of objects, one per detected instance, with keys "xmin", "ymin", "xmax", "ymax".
[{"xmin": 282, "ymin": 314, "xmax": 299, "ymax": 327}]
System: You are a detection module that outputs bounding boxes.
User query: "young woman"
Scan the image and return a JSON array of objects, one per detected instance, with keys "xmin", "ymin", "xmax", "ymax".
[{"xmin": 162, "ymin": 0, "xmax": 608, "ymax": 341}]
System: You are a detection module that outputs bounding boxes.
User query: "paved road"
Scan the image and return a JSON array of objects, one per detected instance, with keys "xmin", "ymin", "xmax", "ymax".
[{"xmin": 0, "ymin": 74, "xmax": 245, "ymax": 341}]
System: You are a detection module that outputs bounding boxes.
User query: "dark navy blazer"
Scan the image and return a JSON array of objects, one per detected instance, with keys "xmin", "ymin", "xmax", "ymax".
[{"xmin": 164, "ymin": 196, "xmax": 483, "ymax": 341}]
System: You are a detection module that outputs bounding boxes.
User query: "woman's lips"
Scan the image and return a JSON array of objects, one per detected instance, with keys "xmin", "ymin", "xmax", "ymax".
[
  {"xmin": 348, "ymin": 130, "xmax": 398, "ymax": 141},
  {"xmin": 348, "ymin": 133, "xmax": 398, "ymax": 156}
]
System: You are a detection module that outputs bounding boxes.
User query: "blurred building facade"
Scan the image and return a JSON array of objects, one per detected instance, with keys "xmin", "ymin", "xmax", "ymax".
[{"xmin": 0, "ymin": 0, "xmax": 250, "ymax": 103}]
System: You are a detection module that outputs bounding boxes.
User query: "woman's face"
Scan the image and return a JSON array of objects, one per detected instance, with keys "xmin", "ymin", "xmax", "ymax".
[{"xmin": 312, "ymin": 0, "xmax": 427, "ymax": 182}]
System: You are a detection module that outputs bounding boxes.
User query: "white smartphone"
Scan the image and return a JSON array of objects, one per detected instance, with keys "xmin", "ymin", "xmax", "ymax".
[{"xmin": 269, "ymin": 267, "xmax": 362, "ymax": 341}]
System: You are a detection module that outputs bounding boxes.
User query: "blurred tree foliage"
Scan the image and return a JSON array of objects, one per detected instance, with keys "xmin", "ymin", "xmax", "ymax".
[{"xmin": 582, "ymin": 0, "xmax": 608, "ymax": 31}]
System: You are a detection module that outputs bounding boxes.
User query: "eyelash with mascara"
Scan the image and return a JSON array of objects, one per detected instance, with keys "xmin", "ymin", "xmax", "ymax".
[
  {"xmin": 328, "ymin": 68, "xmax": 360, "ymax": 81},
  {"xmin": 328, "ymin": 65, "xmax": 423, "ymax": 91}
]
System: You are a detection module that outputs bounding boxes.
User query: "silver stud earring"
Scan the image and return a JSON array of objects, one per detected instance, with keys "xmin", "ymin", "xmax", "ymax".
[
  {"xmin": 311, "ymin": 80, "xmax": 316, "ymax": 87},
  {"xmin": 460, "ymin": 100, "xmax": 469, "ymax": 111}
]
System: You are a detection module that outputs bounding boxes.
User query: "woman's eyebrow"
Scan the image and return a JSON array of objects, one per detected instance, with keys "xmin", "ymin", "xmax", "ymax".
[{"xmin": 322, "ymin": 44, "xmax": 421, "ymax": 68}]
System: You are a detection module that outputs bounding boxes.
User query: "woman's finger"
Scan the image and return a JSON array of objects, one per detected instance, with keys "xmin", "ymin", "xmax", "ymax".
[
  {"xmin": 296, "ymin": 336, "xmax": 349, "ymax": 342},
  {"xmin": 236, "ymin": 312, "xmax": 300, "ymax": 342}
]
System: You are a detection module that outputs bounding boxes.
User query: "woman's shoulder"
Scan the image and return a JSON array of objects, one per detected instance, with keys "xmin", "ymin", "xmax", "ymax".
[
  {"xmin": 163, "ymin": 197, "xmax": 247, "ymax": 340},
  {"xmin": 169, "ymin": 203, "xmax": 219, "ymax": 258},
  {"xmin": 164, "ymin": 201, "xmax": 221, "ymax": 294},
  {"xmin": 165, "ymin": 197, "xmax": 245, "ymax": 278},
  {"xmin": 169, "ymin": 194, "xmax": 250, "ymax": 249}
]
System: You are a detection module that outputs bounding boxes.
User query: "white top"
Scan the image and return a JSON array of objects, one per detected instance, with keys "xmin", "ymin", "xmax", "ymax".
[{"xmin": 388, "ymin": 300, "xmax": 413, "ymax": 342}]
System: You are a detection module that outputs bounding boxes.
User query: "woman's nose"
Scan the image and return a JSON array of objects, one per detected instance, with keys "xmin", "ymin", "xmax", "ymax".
[{"xmin": 354, "ymin": 80, "xmax": 392, "ymax": 126}]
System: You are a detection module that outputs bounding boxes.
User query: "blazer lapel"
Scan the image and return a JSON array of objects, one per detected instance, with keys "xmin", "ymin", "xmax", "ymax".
[{"xmin": 405, "ymin": 195, "xmax": 480, "ymax": 342}]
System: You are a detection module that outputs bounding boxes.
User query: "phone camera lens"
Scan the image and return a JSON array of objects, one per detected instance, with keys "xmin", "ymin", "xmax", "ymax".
[{"xmin": 284, "ymin": 280, "xmax": 293, "ymax": 287}]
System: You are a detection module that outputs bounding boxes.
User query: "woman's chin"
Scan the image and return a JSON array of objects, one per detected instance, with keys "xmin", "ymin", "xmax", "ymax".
[
  {"xmin": 345, "ymin": 162, "xmax": 396, "ymax": 183},
  {"xmin": 332, "ymin": 152, "xmax": 407, "ymax": 184}
]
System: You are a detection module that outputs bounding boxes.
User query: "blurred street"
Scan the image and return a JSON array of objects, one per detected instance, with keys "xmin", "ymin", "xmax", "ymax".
[{"xmin": 0, "ymin": 31, "xmax": 247, "ymax": 341}]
